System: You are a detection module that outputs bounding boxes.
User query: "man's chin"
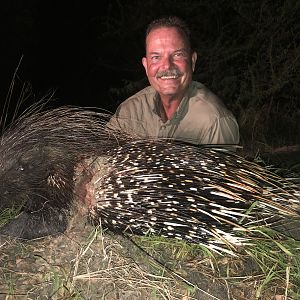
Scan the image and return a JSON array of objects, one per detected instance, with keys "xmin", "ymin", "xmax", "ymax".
[{"xmin": 157, "ymin": 85, "xmax": 180, "ymax": 95}]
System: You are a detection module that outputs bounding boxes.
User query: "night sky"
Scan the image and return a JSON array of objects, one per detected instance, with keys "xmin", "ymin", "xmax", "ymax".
[{"xmin": 1, "ymin": 1, "xmax": 155, "ymax": 112}]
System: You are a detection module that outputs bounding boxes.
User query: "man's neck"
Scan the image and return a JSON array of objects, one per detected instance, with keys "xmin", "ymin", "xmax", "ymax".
[{"xmin": 159, "ymin": 95, "xmax": 182, "ymax": 122}]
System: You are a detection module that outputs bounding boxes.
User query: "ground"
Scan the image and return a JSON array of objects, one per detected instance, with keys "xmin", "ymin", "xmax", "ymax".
[
  {"xmin": 1, "ymin": 149, "xmax": 300, "ymax": 300},
  {"xmin": 1, "ymin": 212, "xmax": 299, "ymax": 300}
]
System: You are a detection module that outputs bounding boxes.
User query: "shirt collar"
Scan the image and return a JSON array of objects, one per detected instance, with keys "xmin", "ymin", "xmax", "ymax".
[{"xmin": 152, "ymin": 83, "xmax": 194, "ymax": 121}]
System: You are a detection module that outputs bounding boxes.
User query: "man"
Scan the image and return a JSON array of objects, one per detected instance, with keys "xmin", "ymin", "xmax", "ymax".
[{"xmin": 107, "ymin": 16, "xmax": 239, "ymax": 145}]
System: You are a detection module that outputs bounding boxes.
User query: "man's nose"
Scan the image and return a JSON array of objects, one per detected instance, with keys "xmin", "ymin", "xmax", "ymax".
[{"xmin": 161, "ymin": 55, "xmax": 174, "ymax": 69}]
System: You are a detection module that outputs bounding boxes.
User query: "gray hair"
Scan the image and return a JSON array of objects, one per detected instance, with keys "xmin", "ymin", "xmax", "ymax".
[{"xmin": 145, "ymin": 16, "xmax": 192, "ymax": 51}]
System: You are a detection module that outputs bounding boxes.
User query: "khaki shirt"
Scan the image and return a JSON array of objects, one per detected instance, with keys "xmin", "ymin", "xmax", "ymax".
[{"xmin": 107, "ymin": 81, "xmax": 239, "ymax": 145}]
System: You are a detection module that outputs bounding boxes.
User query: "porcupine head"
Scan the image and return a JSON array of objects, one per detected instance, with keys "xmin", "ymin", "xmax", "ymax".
[
  {"xmin": 0, "ymin": 131, "xmax": 76, "ymax": 240},
  {"xmin": 0, "ymin": 96, "xmax": 122, "ymax": 241},
  {"xmin": 0, "ymin": 106, "xmax": 99, "ymax": 240}
]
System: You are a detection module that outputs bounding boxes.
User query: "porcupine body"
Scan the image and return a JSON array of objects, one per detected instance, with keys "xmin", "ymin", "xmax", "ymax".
[
  {"xmin": 0, "ymin": 104, "xmax": 299, "ymax": 253},
  {"xmin": 86, "ymin": 140, "xmax": 300, "ymax": 253},
  {"xmin": 0, "ymin": 104, "xmax": 122, "ymax": 240}
]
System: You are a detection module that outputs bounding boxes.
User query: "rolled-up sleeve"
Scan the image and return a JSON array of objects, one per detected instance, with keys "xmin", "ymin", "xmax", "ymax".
[{"xmin": 204, "ymin": 116, "xmax": 240, "ymax": 145}]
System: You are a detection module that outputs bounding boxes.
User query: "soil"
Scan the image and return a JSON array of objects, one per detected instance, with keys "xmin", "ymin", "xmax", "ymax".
[{"xmin": 0, "ymin": 212, "xmax": 297, "ymax": 300}]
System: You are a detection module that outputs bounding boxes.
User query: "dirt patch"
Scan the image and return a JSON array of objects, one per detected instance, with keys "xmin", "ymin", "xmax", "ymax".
[{"xmin": 1, "ymin": 213, "xmax": 298, "ymax": 300}]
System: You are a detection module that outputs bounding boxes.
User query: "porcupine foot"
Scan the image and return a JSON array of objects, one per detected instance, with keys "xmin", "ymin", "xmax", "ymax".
[{"xmin": 0, "ymin": 209, "xmax": 69, "ymax": 240}]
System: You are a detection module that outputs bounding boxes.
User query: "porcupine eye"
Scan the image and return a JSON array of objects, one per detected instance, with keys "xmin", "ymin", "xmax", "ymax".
[
  {"xmin": 15, "ymin": 161, "xmax": 33, "ymax": 176},
  {"xmin": 0, "ymin": 159, "xmax": 30, "ymax": 209},
  {"xmin": 16, "ymin": 165, "xmax": 24, "ymax": 171}
]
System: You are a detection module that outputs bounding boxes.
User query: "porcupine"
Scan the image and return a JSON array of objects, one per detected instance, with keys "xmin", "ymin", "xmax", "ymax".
[{"xmin": 0, "ymin": 104, "xmax": 299, "ymax": 253}]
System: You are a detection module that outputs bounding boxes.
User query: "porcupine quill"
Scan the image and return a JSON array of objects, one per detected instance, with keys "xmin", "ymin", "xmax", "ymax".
[
  {"xmin": 0, "ymin": 99, "xmax": 299, "ymax": 253},
  {"xmin": 86, "ymin": 140, "xmax": 300, "ymax": 253}
]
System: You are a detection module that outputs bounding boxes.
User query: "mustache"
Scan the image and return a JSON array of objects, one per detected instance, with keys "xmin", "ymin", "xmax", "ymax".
[{"xmin": 156, "ymin": 68, "xmax": 183, "ymax": 78}]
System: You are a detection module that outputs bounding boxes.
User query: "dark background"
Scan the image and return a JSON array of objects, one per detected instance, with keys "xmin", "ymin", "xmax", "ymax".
[
  {"xmin": 1, "ymin": 0, "xmax": 158, "ymax": 111},
  {"xmin": 0, "ymin": 0, "xmax": 299, "ymax": 150}
]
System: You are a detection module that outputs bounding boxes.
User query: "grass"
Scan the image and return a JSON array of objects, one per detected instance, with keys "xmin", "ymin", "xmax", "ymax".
[
  {"xmin": 1, "ymin": 212, "xmax": 300, "ymax": 299},
  {"xmin": 0, "ymin": 204, "xmax": 24, "ymax": 228},
  {"xmin": 0, "ymin": 166, "xmax": 300, "ymax": 299},
  {"xmin": 131, "ymin": 227, "xmax": 300, "ymax": 299},
  {"xmin": 1, "ymin": 3, "xmax": 299, "ymax": 296},
  {"xmin": 0, "ymin": 84, "xmax": 299, "ymax": 298},
  {"xmin": 245, "ymin": 230, "xmax": 300, "ymax": 298}
]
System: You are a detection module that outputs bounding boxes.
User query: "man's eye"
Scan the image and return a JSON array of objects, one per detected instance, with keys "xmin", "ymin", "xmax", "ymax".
[
  {"xmin": 174, "ymin": 52, "xmax": 185, "ymax": 58},
  {"xmin": 151, "ymin": 55, "xmax": 160, "ymax": 61}
]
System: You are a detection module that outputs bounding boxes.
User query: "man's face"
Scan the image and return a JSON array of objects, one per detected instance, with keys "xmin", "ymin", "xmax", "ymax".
[{"xmin": 142, "ymin": 27, "xmax": 197, "ymax": 99}]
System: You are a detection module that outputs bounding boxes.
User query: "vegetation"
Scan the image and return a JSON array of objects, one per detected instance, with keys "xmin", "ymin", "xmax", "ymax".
[{"xmin": 1, "ymin": 219, "xmax": 300, "ymax": 299}]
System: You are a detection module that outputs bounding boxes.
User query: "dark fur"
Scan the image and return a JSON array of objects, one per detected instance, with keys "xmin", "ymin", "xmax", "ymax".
[{"xmin": 0, "ymin": 105, "xmax": 122, "ymax": 239}]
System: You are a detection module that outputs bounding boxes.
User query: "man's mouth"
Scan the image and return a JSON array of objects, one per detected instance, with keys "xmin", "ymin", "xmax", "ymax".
[
  {"xmin": 156, "ymin": 69, "xmax": 183, "ymax": 79},
  {"xmin": 160, "ymin": 75, "xmax": 178, "ymax": 79}
]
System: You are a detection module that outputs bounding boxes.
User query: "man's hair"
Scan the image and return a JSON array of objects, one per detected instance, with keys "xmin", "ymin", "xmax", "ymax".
[{"xmin": 145, "ymin": 16, "xmax": 192, "ymax": 50}]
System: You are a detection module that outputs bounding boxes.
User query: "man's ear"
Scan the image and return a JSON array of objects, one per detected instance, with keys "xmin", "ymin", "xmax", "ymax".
[
  {"xmin": 191, "ymin": 52, "xmax": 197, "ymax": 72},
  {"xmin": 142, "ymin": 57, "xmax": 148, "ymax": 75}
]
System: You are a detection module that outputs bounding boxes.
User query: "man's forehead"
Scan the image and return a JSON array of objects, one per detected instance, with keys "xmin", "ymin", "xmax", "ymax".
[
  {"xmin": 147, "ymin": 27, "xmax": 184, "ymax": 39},
  {"xmin": 146, "ymin": 27, "xmax": 188, "ymax": 49}
]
